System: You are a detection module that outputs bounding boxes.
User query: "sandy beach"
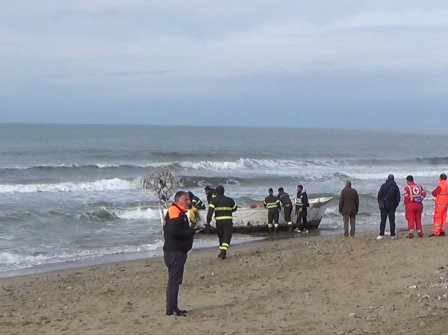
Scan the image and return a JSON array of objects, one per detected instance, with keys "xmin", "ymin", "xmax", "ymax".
[{"xmin": 1, "ymin": 228, "xmax": 448, "ymax": 335}]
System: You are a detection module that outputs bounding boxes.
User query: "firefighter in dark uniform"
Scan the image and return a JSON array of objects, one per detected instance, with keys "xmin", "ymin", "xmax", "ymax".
[
  {"xmin": 295, "ymin": 184, "xmax": 310, "ymax": 233},
  {"xmin": 163, "ymin": 191, "xmax": 198, "ymax": 316},
  {"xmin": 204, "ymin": 185, "xmax": 217, "ymax": 205},
  {"xmin": 264, "ymin": 188, "xmax": 280, "ymax": 233},
  {"xmin": 278, "ymin": 187, "xmax": 293, "ymax": 231},
  {"xmin": 188, "ymin": 191, "xmax": 205, "ymax": 210},
  {"xmin": 206, "ymin": 185, "xmax": 237, "ymax": 259}
]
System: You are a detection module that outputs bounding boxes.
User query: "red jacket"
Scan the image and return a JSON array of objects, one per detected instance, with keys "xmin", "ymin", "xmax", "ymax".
[{"xmin": 404, "ymin": 181, "xmax": 426, "ymax": 205}]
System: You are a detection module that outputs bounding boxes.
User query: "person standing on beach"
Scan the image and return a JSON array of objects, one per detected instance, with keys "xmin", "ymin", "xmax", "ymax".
[
  {"xmin": 295, "ymin": 184, "xmax": 310, "ymax": 233},
  {"xmin": 278, "ymin": 187, "xmax": 294, "ymax": 232},
  {"xmin": 204, "ymin": 185, "xmax": 217, "ymax": 205},
  {"xmin": 206, "ymin": 185, "xmax": 237, "ymax": 259},
  {"xmin": 404, "ymin": 175, "xmax": 426, "ymax": 238},
  {"xmin": 376, "ymin": 174, "xmax": 400, "ymax": 240},
  {"xmin": 264, "ymin": 188, "xmax": 280, "ymax": 233},
  {"xmin": 338, "ymin": 180, "xmax": 359, "ymax": 238},
  {"xmin": 163, "ymin": 191, "xmax": 198, "ymax": 316},
  {"xmin": 430, "ymin": 173, "xmax": 448, "ymax": 237}
]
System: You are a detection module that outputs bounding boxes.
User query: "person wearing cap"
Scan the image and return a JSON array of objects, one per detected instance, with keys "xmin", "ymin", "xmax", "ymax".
[
  {"xmin": 338, "ymin": 180, "xmax": 359, "ymax": 238},
  {"xmin": 206, "ymin": 184, "xmax": 237, "ymax": 259},
  {"xmin": 404, "ymin": 175, "xmax": 426, "ymax": 238},
  {"xmin": 278, "ymin": 187, "xmax": 294, "ymax": 232},
  {"xmin": 376, "ymin": 174, "xmax": 401, "ymax": 240},
  {"xmin": 264, "ymin": 188, "xmax": 280, "ymax": 233},
  {"xmin": 430, "ymin": 173, "xmax": 448, "ymax": 237}
]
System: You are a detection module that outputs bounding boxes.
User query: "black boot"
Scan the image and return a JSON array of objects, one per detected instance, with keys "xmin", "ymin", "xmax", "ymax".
[{"xmin": 218, "ymin": 250, "xmax": 226, "ymax": 259}]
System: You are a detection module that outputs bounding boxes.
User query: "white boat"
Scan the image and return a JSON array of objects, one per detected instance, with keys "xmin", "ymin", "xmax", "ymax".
[{"xmin": 160, "ymin": 196, "xmax": 334, "ymax": 233}]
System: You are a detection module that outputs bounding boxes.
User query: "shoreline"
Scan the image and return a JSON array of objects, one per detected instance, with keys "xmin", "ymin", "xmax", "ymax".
[
  {"xmin": 0, "ymin": 222, "xmax": 409, "ymax": 279},
  {"xmin": 3, "ymin": 225, "xmax": 447, "ymax": 335}
]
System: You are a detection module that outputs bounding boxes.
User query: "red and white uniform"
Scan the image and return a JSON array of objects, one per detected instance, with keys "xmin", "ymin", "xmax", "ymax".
[
  {"xmin": 404, "ymin": 181, "xmax": 426, "ymax": 236},
  {"xmin": 432, "ymin": 180, "xmax": 448, "ymax": 236}
]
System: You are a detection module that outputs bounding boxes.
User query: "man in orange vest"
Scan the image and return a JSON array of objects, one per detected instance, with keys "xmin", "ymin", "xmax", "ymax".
[
  {"xmin": 431, "ymin": 173, "xmax": 448, "ymax": 237},
  {"xmin": 404, "ymin": 175, "xmax": 426, "ymax": 238}
]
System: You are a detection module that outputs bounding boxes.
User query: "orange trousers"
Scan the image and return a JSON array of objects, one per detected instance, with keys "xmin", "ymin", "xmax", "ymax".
[{"xmin": 433, "ymin": 204, "xmax": 447, "ymax": 235}]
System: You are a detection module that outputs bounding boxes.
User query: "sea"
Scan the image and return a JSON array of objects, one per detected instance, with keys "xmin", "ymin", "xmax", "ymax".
[{"xmin": 1, "ymin": 123, "xmax": 447, "ymax": 277}]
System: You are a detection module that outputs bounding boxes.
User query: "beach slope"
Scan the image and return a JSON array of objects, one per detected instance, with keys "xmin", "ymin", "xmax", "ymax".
[{"xmin": 1, "ymin": 231, "xmax": 448, "ymax": 335}]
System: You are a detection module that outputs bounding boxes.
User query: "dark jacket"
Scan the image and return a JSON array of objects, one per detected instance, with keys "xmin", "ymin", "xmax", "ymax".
[
  {"xmin": 163, "ymin": 203, "xmax": 195, "ymax": 253},
  {"xmin": 377, "ymin": 180, "xmax": 401, "ymax": 210},
  {"xmin": 188, "ymin": 191, "xmax": 205, "ymax": 210},
  {"xmin": 296, "ymin": 190, "xmax": 310, "ymax": 211},
  {"xmin": 278, "ymin": 191, "xmax": 292, "ymax": 207},
  {"xmin": 339, "ymin": 186, "xmax": 359, "ymax": 216},
  {"xmin": 264, "ymin": 194, "xmax": 280, "ymax": 213},
  {"xmin": 207, "ymin": 195, "xmax": 237, "ymax": 223},
  {"xmin": 205, "ymin": 188, "xmax": 217, "ymax": 204}
]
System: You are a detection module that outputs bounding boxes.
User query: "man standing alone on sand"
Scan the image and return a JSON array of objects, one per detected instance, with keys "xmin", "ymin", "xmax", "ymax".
[
  {"xmin": 404, "ymin": 175, "xmax": 426, "ymax": 238},
  {"xmin": 163, "ymin": 191, "xmax": 199, "ymax": 317},
  {"xmin": 339, "ymin": 180, "xmax": 359, "ymax": 238},
  {"xmin": 377, "ymin": 174, "xmax": 400, "ymax": 240}
]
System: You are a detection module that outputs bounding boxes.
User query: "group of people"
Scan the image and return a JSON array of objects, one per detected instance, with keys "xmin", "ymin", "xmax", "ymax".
[
  {"xmin": 162, "ymin": 173, "xmax": 448, "ymax": 316},
  {"xmin": 339, "ymin": 173, "xmax": 448, "ymax": 240},
  {"xmin": 263, "ymin": 185, "xmax": 310, "ymax": 233}
]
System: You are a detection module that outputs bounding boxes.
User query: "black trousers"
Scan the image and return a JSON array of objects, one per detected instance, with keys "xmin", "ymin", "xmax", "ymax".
[
  {"xmin": 267, "ymin": 210, "xmax": 279, "ymax": 224},
  {"xmin": 380, "ymin": 208, "xmax": 396, "ymax": 236},
  {"xmin": 284, "ymin": 205, "xmax": 292, "ymax": 223},
  {"xmin": 164, "ymin": 251, "xmax": 187, "ymax": 312},
  {"xmin": 216, "ymin": 220, "xmax": 233, "ymax": 248},
  {"xmin": 296, "ymin": 208, "xmax": 308, "ymax": 230}
]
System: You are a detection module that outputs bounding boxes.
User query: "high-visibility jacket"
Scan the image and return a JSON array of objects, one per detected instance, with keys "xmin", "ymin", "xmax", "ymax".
[
  {"xmin": 264, "ymin": 194, "xmax": 280, "ymax": 212},
  {"xmin": 432, "ymin": 180, "xmax": 448, "ymax": 206},
  {"xmin": 206, "ymin": 195, "xmax": 237, "ymax": 223},
  {"xmin": 404, "ymin": 182, "xmax": 426, "ymax": 205}
]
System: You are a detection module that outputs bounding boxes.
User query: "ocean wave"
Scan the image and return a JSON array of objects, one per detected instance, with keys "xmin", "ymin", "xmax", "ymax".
[
  {"xmin": 0, "ymin": 242, "xmax": 163, "ymax": 272},
  {"xmin": 0, "ymin": 178, "xmax": 141, "ymax": 194},
  {"xmin": 113, "ymin": 207, "xmax": 161, "ymax": 220}
]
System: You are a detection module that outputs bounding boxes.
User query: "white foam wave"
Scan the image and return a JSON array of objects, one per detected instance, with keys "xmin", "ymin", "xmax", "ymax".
[
  {"xmin": 0, "ymin": 178, "xmax": 140, "ymax": 194},
  {"xmin": 0, "ymin": 242, "xmax": 164, "ymax": 272},
  {"xmin": 114, "ymin": 207, "xmax": 161, "ymax": 220}
]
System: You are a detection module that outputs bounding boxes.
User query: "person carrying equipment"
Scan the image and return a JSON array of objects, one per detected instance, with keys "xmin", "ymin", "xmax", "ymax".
[
  {"xmin": 206, "ymin": 185, "xmax": 237, "ymax": 259},
  {"xmin": 278, "ymin": 187, "xmax": 293, "ymax": 232},
  {"xmin": 403, "ymin": 175, "xmax": 426, "ymax": 238},
  {"xmin": 431, "ymin": 173, "xmax": 448, "ymax": 236},
  {"xmin": 264, "ymin": 188, "xmax": 280, "ymax": 233}
]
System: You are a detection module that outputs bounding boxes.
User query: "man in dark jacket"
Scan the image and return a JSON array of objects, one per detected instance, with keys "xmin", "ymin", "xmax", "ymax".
[
  {"xmin": 278, "ymin": 187, "xmax": 294, "ymax": 231},
  {"xmin": 377, "ymin": 174, "xmax": 401, "ymax": 239},
  {"xmin": 339, "ymin": 180, "xmax": 359, "ymax": 238},
  {"xmin": 295, "ymin": 184, "xmax": 310, "ymax": 233},
  {"xmin": 207, "ymin": 185, "xmax": 237, "ymax": 259},
  {"xmin": 163, "ymin": 191, "xmax": 198, "ymax": 316}
]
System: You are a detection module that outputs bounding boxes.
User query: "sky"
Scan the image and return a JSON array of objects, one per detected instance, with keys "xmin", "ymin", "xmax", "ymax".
[{"xmin": 1, "ymin": 1, "xmax": 448, "ymax": 131}]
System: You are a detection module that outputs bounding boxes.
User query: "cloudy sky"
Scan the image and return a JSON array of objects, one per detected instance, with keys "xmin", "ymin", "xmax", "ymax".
[{"xmin": 1, "ymin": 1, "xmax": 448, "ymax": 130}]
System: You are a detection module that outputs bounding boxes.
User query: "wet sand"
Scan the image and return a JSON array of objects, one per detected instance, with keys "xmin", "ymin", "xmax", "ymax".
[{"xmin": 1, "ymin": 227, "xmax": 448, "ymax": 335}]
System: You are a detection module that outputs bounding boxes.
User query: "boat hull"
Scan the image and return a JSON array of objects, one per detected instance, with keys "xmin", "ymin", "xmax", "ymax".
[{"xmin": 160, "ymin": 197, "xmax": 334, "ymax": 234}]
